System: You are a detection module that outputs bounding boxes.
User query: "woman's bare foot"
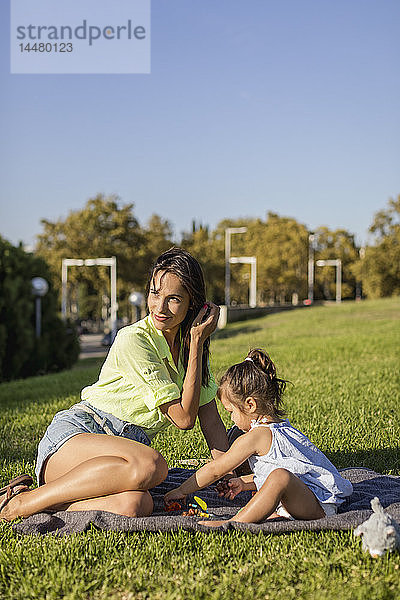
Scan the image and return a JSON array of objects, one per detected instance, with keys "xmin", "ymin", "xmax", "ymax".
[{"xmin": 0, "ymin": 485, "xmax": 29, "ymax": 521}]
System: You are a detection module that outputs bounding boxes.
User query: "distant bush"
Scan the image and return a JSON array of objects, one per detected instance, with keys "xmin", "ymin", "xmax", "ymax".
[{"xmin": 0, "ymin": 236, "xmax": 80, "ymax": 381}]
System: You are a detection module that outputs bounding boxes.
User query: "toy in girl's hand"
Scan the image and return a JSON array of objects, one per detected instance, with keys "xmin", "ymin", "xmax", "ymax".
[
  {"xmin": 215, "ymin": 479, "xmax": 230, "ymax": 497},
  {"xmin": 165, "ymin": 501, "xmax": 182, "ymax": 512},
  {"xmin": 354, "ymin": 497, "xmax": 400, "ymax": 557},
  {"xmin": 182, "ymin": 496, "xmax": 215, "ymax": 518}
]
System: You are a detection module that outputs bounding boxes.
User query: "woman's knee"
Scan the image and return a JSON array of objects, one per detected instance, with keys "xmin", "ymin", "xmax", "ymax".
[
  {"xmin": 147, "ymin": 450, "xmax": 168, "ymax": 487},
  {"xmin": 130, "ymin": 449, "xmax": 168, "ymax": 490}
]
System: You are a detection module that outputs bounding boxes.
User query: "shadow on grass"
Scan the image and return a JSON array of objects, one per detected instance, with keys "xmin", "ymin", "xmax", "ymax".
[
  {"xmin": 73, "ymin": 357, "xmax": 105, "ymax": 370},
  {"xmin": 213, "ymin": 324, "xmax": 262, "ymax": 340},
  {"xmin": 0, "ymin": 358, "xmax": 104, "ymax": 412},
  {"xmin": 326, "ymin": 448, "xmax": 400, "ymax": 474}
]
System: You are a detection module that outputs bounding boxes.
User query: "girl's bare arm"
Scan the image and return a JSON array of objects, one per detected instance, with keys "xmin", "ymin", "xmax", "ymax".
[{"xmin": 165, "ymin": 428, "xmax": 270, "ymax": 502}]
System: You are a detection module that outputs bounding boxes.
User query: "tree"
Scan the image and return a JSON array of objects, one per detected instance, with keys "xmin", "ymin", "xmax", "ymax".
[
  {"xmin": 181, "ymin": 222, "xmax": 225, "ymax": 303},
  {"xmin": 0, "ymin": 236, "xmax": 79, "ymax": 381},
  {"xmin": 138, "ymin": 214, "xmax": 174, "ymax": 276},
  {"xmin": 312, "ymin": 227, "xmax": 359, "ymax": 300},
  {"xmin": 355, "ymin": 196, "xmax": 400, "ymax": 298},
  {"xmin": 252, "ymin": 213, "xmax": 309, "ymax": 304},
  {"xmin": 35, "ymin": 195, "xmax": 173, "ymax": 321},
  {"xmin": 212, "ymin": 214, "xmax": 309, "ymax": 305}
]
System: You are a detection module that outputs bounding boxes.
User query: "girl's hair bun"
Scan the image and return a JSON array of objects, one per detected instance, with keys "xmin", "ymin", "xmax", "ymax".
[
  {"xmin": 217, "ymin": 348, "xmax": 288, "ymax": 419},
  {"xmin": 246, "ymin": 349, "xmax": 277, "ymax": 381}
]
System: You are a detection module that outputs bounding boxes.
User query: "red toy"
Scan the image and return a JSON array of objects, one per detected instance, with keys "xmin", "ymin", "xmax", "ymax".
[{"xmin": 165, "ymin": 501, "xmax": 182, "ymax": 512}]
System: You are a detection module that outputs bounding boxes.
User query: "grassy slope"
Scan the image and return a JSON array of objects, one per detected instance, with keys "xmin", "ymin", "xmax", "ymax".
[{"xmin": 0, "ymin": 298, "xmax": 399, "ymax": 599}]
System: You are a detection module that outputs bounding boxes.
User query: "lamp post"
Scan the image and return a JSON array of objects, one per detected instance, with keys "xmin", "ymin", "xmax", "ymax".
[
  {"xmin": 225, "ymin": 227, "xmax": 247, "ymax": 306},
  {"xmin": 229, "ymin": 256, "xmax": 257, "ymax": 307},
  {"xmin": 31, "ymin": 277, "xmax": 49, "ymax": 338},
  {"xmin": 61, "ymin": 257, "xmax": 118, "ymax": 341},
  {"xmin": 315, "ymin": 259, "xmax": 342, "ymax": 303},
  {"xmin": 129, "ymin": 291, "xmax": 144, "ymax": 323},
  {"xmin": 356, "ymin": 247, "xmax": 365, "ymax": 301},
  {"xmin": 308, "ymin": 233, "xmax": 316, "ymax": 304}
]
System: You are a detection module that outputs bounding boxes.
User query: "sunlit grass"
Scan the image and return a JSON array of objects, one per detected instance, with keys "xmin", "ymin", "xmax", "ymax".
[{"xmin": 0, "ymin": 297, "xmax": 399, "ymax": 599}]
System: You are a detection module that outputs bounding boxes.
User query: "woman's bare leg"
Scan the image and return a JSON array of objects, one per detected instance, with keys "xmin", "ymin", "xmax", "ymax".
[
  {"xmin": 62, "ymin": 490, "xmax": 154, "ymax": 517},
  {"xmin": 0, "ymin": 433, "xmax": 168, "ymax": 521},
  {"xmin": 200, "ymin": 468, "xmax": 325, "ymax": 527}
]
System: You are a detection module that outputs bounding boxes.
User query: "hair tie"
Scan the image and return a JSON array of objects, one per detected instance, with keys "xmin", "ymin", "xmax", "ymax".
[{"xmin": 244, "ymin": 357, "xmax": 253, "ymax": 363}]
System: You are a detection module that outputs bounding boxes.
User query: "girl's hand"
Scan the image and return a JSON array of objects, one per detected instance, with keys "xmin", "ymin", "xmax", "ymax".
[
  {"xmin": 190, "ymin": 302, "xmax": 220, "ymax": 342},
  {"xmin": 164, "ymin": 488, "xmax": 187, "ymax": 507},
  {"xmin": 215, "ymin": 478, "xmax": 231, "ymax": 497},
  {"xmin": 217, "ymin": 477, "xmax": 245, "ymax": 500}
]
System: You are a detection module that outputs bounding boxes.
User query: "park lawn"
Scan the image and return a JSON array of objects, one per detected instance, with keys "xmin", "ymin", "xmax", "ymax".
[{"xmin": 0, "ymin": 297, "xmax": 399, "ymax": 600}]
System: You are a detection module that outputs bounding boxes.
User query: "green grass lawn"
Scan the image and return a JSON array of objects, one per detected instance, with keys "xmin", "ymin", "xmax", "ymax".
[{"xmin": 1, "ymin": 298, "xmax": 399, "ymax": 600}]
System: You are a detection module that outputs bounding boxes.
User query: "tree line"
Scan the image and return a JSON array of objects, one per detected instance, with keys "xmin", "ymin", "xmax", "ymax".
[
  {"xmin": 0, "ymin": 236, "xmax": 79, "ymax": 381},
  {"xmin": 34, "ymin": 193, "xmax": 400, "ymax": 321}
]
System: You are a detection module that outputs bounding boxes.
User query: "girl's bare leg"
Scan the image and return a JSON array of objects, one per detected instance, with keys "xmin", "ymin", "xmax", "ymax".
[
  {"xmin": 200, "ymin": 468, "xmax": 325, "ymax": 527},
  {"xmin": 0, "ymin": 433, "xmax": 168, "ymax": 521}
]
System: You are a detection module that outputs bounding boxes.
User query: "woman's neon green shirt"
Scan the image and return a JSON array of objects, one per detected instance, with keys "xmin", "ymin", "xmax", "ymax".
[{"xmin": 81, "ymin": 315, "xmax": 218, "ymax": 440}]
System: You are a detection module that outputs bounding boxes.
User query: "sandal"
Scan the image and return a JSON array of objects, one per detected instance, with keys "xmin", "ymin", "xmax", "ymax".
[{"xmin": 0, "ymin": 474, "xmax": 33, "ymax": 512}]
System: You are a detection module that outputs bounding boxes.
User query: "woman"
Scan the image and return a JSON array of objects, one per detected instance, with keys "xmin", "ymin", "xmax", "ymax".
[{"xmin": 0, "ymin": 248, "xmax": 228, "ymax": 520}]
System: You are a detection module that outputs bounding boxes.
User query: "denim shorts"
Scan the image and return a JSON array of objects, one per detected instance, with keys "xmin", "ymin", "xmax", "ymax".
[{"xmin": 35, "ymin": 401, "xmax": 151, "ymax": 485}]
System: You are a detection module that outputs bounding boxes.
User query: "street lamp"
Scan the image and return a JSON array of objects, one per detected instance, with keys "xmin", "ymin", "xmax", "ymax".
[
  {"xmin": 129, "ymin": 291, "xmax": 144, "ymax": 323},
  {"xmin": 229, "ymin": 256, "xmax": 257, "ymax": 307},
  {"xmin": 225, "ymin": 227, "xmax": 247, "ymax": 306},
  {"xmin": 31, "ymin": 277, "xmax": 49, "ymax": 338},
  {"xmin": 308, "ymin": 233, "xmax": 316, "ymax": 304},
  {"xmin": 356, "ymin": 247, "xmax": 366, "ymax": 301},
  {"xmin": 315, "ymin": 259, "xmax": 342, "ymax": 303}
]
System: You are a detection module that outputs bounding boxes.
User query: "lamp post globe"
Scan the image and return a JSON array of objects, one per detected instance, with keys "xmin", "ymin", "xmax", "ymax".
[
  {"xmin": 129, "ymin": 291, "xmax": 144, "ymax": 323},
  {"xmin": 31, "ymin": 277, "xmax": 49, "ymax": 338},
  {"xmin": 129, "ymin": 291, "xmax": 144, "ymax": 307},
  {"xmin": 31, "ymin": 277, "xmax": 49, "ymax": 297}
]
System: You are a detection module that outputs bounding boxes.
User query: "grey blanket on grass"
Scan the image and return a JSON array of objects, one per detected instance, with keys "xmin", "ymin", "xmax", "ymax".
[{"xmin": 13, "ymin": 467, "xmax": 400, "ymax": 536}]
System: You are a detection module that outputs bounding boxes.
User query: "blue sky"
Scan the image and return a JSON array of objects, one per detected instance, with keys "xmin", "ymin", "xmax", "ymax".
[{"xmin": 1, "ymin": 0, "xmax": 399, "ymax": 249}]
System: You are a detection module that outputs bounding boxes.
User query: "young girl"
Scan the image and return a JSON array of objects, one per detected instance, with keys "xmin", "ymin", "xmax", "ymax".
[{"xmin": 164, "ymin": 349, "xmax": 353, "ymax": 527}]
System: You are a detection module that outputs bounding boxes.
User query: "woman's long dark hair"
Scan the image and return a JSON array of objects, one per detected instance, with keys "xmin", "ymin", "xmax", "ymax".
[{"xmin": 146, "ymin": 247, "xmax": 210, "ymax": 387}]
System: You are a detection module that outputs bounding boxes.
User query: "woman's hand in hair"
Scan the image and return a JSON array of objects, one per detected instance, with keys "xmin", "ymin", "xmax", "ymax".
[{"xmin": 190, "ymin": 302, "xmax": 220, "ymax": 342}]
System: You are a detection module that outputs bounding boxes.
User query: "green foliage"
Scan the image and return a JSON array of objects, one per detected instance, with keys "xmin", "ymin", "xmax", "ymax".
[
  {"xmin": 245, "ymin": 213, "xmax": 310, "ymax": 303},
  {"xmin": 0, "ymin": 236, "xmax": 79, "ymax": 381},
  {"xmin": 0, "ymin": 298, "xmax": 399, "ymax": 599},
  {"xmin": 186, "ymin": 213, "xmax": 359, "ymax": 305},
  {"xmin": 34, "ymin": 193, "xmax": 400, "ymax": 318},
  {"xmin": 313, "ymin": 227, "xmax": 359, "ymax": 300},
  {"xmin": 354, "ymin": 196, "xmax": 400, "ymax": 298},
  {"xmin": 36, "ymin": 194, "xmax": 174, "ymax": 320},
  {"xmin": 181, "ymin": 223, "xmax": 225, "ymax": 303}
]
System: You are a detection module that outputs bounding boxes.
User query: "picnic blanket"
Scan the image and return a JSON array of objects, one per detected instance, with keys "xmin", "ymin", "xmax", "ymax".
[{"xmin": 12, "ymin": 467, "xmax": 400, "ymax": 536}]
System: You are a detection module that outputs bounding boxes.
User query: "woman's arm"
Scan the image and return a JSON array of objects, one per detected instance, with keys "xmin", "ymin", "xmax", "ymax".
[
  {"xmin": 198, "ymin": 400, "xmax": 230, "ymax": 458},
  {"xmin": 164, "ymin": 429, "xmax": 263, "ymax": 503},
  {"xmin": 160, "ymin": 303, "xmax": 219, "ymax": 430}
]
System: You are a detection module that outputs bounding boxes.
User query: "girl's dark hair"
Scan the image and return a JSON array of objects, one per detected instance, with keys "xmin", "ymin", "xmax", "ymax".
[
  {"xmin": 218, "ymin": 349, "xmax": 287, "ymax": 419},
  {"xmin": 146, "ymin": 247, "xmax": 210, "ymax": 387}
]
